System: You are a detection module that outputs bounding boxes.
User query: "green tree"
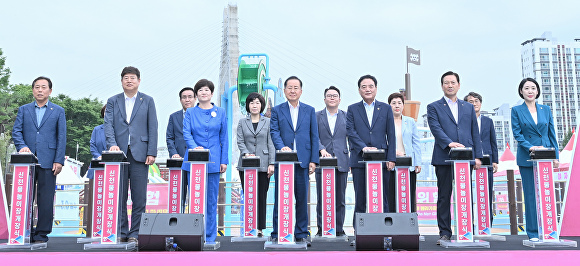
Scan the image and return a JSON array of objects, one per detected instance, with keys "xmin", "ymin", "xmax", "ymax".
[{"xmin": 561, "ymin": 128, "xmax": 574, "ymax": 150}]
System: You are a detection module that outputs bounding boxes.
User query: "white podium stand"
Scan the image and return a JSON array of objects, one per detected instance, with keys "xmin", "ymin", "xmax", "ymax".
[
  {"xmin": 473, "ymin": 155, "xmax": 505, "ymax": 242},
  {"xmin": 232, "ymin": 156, "xmax": 266, "ymax": 242},
  {"xmin": 313, "ymin": 157, "xmax": 348, "ymax": 242}
]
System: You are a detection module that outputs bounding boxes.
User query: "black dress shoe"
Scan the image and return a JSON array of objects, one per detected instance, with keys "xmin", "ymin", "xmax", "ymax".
[
  {"xmin": 33, "ymin": 240, "xmax": 47, "ymax": 244},
  {"xmin": 118, "ymin": 237, "xmax": 128, "ymax": 243},
  {"xmin": 270, "ymin": 237, "xmax": 278, "ymax": 242},
  {"xmin": 296, "ymin": 238, "xmax": 311, "ymax": 247},
  {"xmin": 257, "ymin": 232, "xmax": 263, "ymax": 237},
  {"xmin": 336, "ymin": 231, "xmax": 347, "ymax": 237},
  {"xmin": 315, "ymin": 229, "xmax": 322, "ymax": 237},
  {"xmin": 128, "ymin": 237, "xmax": 138, "ymax": 245},
  {"xmin": 436, "ymin": 235, "xmax": 450, "ymax": 245}
]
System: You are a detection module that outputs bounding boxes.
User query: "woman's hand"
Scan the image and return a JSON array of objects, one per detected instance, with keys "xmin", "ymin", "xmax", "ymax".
[
  {"xmin": 553, "ymin": 159, "xmax": 560, "ymax": 169},
  {"xmin": 529, "ymin": 146, "xmax": 544, "ymax": 152},
  {"xmin": 220, "ymin": 164, "xmax": 227, "ymax": 173},
  {"xmin": 267, "ymin": 165, "xmax": 275, "ymax": 177},
  {"xmin": 415, "ymin": 166, "xmax": 422, "ymax": 174}
]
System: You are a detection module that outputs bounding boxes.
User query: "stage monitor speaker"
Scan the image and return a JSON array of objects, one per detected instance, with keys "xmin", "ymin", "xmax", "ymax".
[
  {"xmin": 355, "ymin": 212, "xmax": 419, "ymax": 251},
  {"xmin": 138, "ymin": 213, "xmax": 204, "ymax": 251}
]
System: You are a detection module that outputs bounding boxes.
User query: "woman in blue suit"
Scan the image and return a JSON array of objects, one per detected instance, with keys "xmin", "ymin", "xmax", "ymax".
[
  {"xmin": 387, "ymin": 93, "xmax": 422, "ymax": 212},
  {"xmin": 87, "ymin": 105, "xmax": 107, "ymax": 179},
  {"xmin": 511, "ymin": 77, "xmax": 559, "ymax": 241},
  {"xmin": 181, "ymin": 79, "xmax": 228, "ymax": 244}
]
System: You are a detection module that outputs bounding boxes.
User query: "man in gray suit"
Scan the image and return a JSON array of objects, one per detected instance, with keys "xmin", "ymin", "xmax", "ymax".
[
  {"xmin": 315, "ymin": 86, "xmax": 349, "ymax": 237},
  {"xmin": 104, "ymin": 66, "xmax": 158, "ymax": 244}
]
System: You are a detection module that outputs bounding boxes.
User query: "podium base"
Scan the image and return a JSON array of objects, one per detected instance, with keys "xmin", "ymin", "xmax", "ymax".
[
  {"xmin": 77, "ymin": 237, "xmax": 100, "ymax": 244},
  {"xmin": 474, "ymin": 234, "xmax": 507, "ymax": 241},
  {"xmin": 0, "ymin": 242, "xmax": 47, "ymax": 250},
  {"xmin": 440, "ymin": 240, "xmax": 490, "ymax": 248},
  {"xmin": 312, "ymin": 235, "xmax": 349, "ymax": 242},
  {"xmin": 203, "ymin": 241, "xmax": 220, "ymax": 250},
  {"xmin": 523, "ymin": 239, "xmax": 577, "ymax": 248},
  {"xmin": 83, "ymin": 242, "xmax": 136, "ymax": 251},
  {"xmin": 231, "ymin": 236, "xmax": 267, "ymax": 242},
  {"xmin": 264, "ymin": 241, "xmax": 308, "ymax": 250}
]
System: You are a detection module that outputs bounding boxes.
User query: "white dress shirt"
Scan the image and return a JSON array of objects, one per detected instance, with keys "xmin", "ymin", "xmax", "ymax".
[
  {"xmin": 125, "ymin": 93, "xmax": 137, "ymax": 145},
  {"xmin": 363, "ymin": 100, "xmax": 375, "ymax": 127},
  {"xmin": 444, "ymin": 95, "xmax": 459, "ymax": 123},
  {"xmin": 477, "ymin": 115, "xmax": 481, "ymax": 133},
  {"xmin": 326, "ymin": 109, "xmax": 338, "ymax": 135},
  {"xmin": 288, "ymin": 101, "xmax": 300, "ymax": 150}
]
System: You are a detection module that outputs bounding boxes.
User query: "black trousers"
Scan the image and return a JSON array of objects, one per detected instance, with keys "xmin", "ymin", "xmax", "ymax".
[
  {"xmin": 239, "ymin": 171, "xmax": 270, "ymax": 230},
  {"xmin": 32, "ymin": 167, "xmax": 57, "ymax": 242},
  {"xmin": 120, "ymin": 148, "xmax": 149, "ymax": 239},
  {"xmin": 435, "ymin": 165, "xmax": 453, "ymax": 237},
  {"xmin": 388, "ymin": 169, "xmax": 417, "ymax": 213}
]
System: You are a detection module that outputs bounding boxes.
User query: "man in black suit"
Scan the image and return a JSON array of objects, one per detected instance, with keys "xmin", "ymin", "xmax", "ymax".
[
  {"xmin": 464, "ymin": 92, "xmax": 498, "ymax": 224},
  {"xmin": 315, "ymin": 86, "xmax": 349, "ymax": 237}
]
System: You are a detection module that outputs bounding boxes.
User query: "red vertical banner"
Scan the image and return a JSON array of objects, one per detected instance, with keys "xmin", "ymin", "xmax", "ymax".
[
  {"xmin": 8, "ymin": 166, "xmax": 33, "ymax": 245},
  {"xmin": 321, "ymin": 168, "xmax": 336, "ymax": 236},
  {"xmin": 278, "ymin": 163, "xmax": 295, "ymax": 243},
  {"xmin": 453, "ymin": 162, "xmax": 473, "ymax": 242},
  {"xmin": 168, "ymin": 169, "xmax": 182, "ymax": 214},
  {"xmin": 366, "ymin": 162, "xmax": 383, "ymax": 213},
  {"xmin": 396, "ymin": 167, "xmax": 411, "ymax": 213},
  {"xmin": 189, "ymin": 163, "xmax": 206, "ymax": 215},
  {"xmin": 535, "ymin": 161, "xmax": 559, "ymax": 241},
  {"xmin": 474, "ymin": 168, "xmax": 491, "ymax": 236},
  {"xmin": 91, "ymin": 169, "xmax": 105, "ymax": 238},
  {"xmin": 101, "ymin": 164, "xmax": 121, "ymax": 244},
  {"xmin": 244, "ymin": 169, "xmax": 259, "ymax": 237}
]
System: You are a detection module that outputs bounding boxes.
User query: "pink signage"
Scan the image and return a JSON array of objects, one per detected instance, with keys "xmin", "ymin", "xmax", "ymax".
[
  {"xmin": 366, "ymin": 162, "xmax": 383, "ymax": 213},
  {"xmin": 453, "ymin": 162, "xmax": 473, "ymax": 242},
  {"xmin": 243, "ymin": 169, "xmax": 259, "ymax": 237},
  {"xmin": 168, "ymin": 169, "xmax": 183, "ymax": 214},
  {"xmin": 321, "ymin": 168, "xmax": 336, "ymax": 236},
  {"xmin": 535, "ymin": 161, "xmax": 559, "ymax": 241},
  {"xmin": 91, "ymin": 169, "xmax": 105, "ymax": 238},
  {"xmin": 474, "ymin": 168, "xmax": 491, "ymax": 236},
  {"xmin": 8, "ymin": 166, "xmax": 33, "ymax": 245},
  {"xmin": 278, "ymin": 162, "xmax": 295, "ymax": 243},
  {"xmin": 189, "ymin": 163, "xmax": 206, "ymax": 215},
  {"xmin": 396, "ymin": 167, "xmax": 411, "ymax": 213},
  {"xmin": 101, "ymin": 164, "xmax": 121, "ymax": 244}
]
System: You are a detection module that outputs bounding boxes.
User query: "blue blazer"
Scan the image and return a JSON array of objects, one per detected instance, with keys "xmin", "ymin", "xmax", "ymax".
[
  {"xmin": 104, "ymin": 92, "xmax": 158, "ymax": 162},
  {"xmin": 90, "ymin": 124, "xmax": 107, "ymax": 159},
  {"xmin": 427, "ymin": 97, "xmax": 483, "ymax": 165},
  {"xmin": 511, "ymin": 102, "xmax": 559, "ymax": 167},
  {"xmin": 316, "ymin": 109, "xmax": 349, "ymax": 173},
  {"xmin": 12, "ymin": 101, "xmax": 66, "ymax": 169},
  {"xmin": 480, "ymin": 115, "xmax": 498, "ymax": 164},
  {"xmin": 166, "ymin": 110, "xmax": 186, "ymax": 158},
  {"xmin": 181, "ymin": 104, "xmax": 228, "ymax": 173},
  {"xmin": 346, "ymin": 100, "xmax": 396, "ymax": 168},
  {"xmin": 399, "ymin": 115, "xmax": 422, "ymax": 168},
  {"xmin": 270, "ymin": 101, "xmax": 320, "ymax": 169}
]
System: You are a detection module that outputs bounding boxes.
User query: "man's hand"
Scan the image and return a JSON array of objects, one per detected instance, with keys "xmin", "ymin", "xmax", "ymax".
[
  {"xmin": 362, "ymin": 146, "xmax": 377, "ymax": 151},
  {"xmin": 281, "ymin": 146, "xmax": 292, "ymax": 152},
  {"xmin": 19, "ymin": 147, "xmax": 31, "ymax": 153},
  {"xmin": 553, "ymin": 159, "xmax": 560, "ymax": 169},
  {"xmin": 309, "ymin": 163, "xmax": 316, "ymax": 175},
  {"xmin": 492, "ymin": 163, "xmax": 498, "ymax": 173},
  {"xmin": 53, "ymin": 163, "xmax": 63, "ymax": 175},
  {"xmin": 386, "ymin": 161, "xmax": 395, "ymax": 171},
  {"xmin": 448, "ymin": 142, "xmax": 465, "ymax": 148},
  {"xmin": 320, "ymin": 149, "xmax": 332, "ymax": 158},
  {"xmin": 145, "ymin": 156, "xmax": 156, "ymax": 165},
  {"xmin": 267, "ymin": 165, "xmax": 275, "ymax": 177},
  {"xmin": 396, "ymin": 151, "xmax": 405, "ymax": 157},
  {"xmin": 171, "ymin": 154, "xmax": 182, "ymax": 159},
  {"xmin": 474, "ymin": 158, "xmax": 482, "ymax": 170},
  {"xmin": 109, "ymin": 146, "xmax": 120, "ymax": 151},
  {"xmin": 220, "ymin": 164, "xmax": 227, "ymax": 173},
  {"xmin": 244, "ymin": 153, "xmax": 255, "ymax": 157},
  {"xmin": 415, "ymin": 166, "xmax": 422, "ymax": 174}
]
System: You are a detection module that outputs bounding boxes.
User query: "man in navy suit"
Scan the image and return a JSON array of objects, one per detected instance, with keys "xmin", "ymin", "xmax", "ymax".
[
  {"xmin": 346, "ymin": 75, "xmax": 396, "ymax": 228},
  {"xmin": 315, "ymin": 86, "xmax": 349, "ymax": 237},
  {"xmin": 104, "ymin": 66, "xmax": 158, "ymax": 243},
  {"xmin": 12, "ymin": 76, "xmax": 66, "ymax": 243},
  {"xmin": 270, "ymin": 76, "xmax": 319, "ymax": 245},
  {"xmin": 464, "ymin": 92, "xmax": 498, "ymax": 223},
  {"xmin": 427, "ymin": 71, "xmax": 483, "ymax": 244}
]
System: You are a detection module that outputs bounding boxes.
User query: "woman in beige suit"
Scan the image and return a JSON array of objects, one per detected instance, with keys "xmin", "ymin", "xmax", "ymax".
[{"xmin": 237, "ymin": 92, "xmax": 276, "ymax": 237}]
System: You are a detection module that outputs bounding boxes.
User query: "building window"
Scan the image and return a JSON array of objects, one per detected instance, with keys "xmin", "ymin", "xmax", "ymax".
[{"xmin": 540, "ymin": 48, "xmax": 549, "ymax": 53}]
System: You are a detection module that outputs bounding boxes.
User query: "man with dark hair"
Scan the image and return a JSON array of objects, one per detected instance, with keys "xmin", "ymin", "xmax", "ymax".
[
  {"xmin": 464, "ymin": 91, "xmax": 498, "ymax": 224},
  {"xmin": 427, "ymin": 71, "xmax": 483, "ymax": 245},
  {"xmin": 315, "ymin": 86, "xmax": 349, "ymax": 237},
  {"xmin": 12, "ymin": 76, "xmax": 66, "ymax": 243},
  {"xmin": 167, "ymin": 87, "xmax": 196, "ymax": 159},
  {"xmin": 104, "ymin": 66, "xmax": 158, "ymax": 244},
  {"xmin": 346, "ymin": 74, "xmax": 396, "ymax": 230}
]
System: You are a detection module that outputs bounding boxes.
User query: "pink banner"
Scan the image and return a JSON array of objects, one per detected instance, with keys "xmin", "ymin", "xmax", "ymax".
[
  {"xmin": 321, "ymin": 168, "xmax": 336, "ymax": 236},
  {"xmin": 243, "ymin": 169, "xmax": 259, "ymax": 237},
  {"xmin": 474, "ymin": 168, "xmax": 491, "ymax": 236},
  {"xmin": 168, "ymin": 169, "xmax": 182, "ymax": 214},
  {"xmin": 189, "ymin": 163, "xmax": 207, "ymax": 215},
  {"xmin": 366, "ymin": 162, "xmax": 383, "ymax": 213},
  {"xmin": 8, "ymin": 166, "xmax": 33, "ymax": 245},
  {"xmin": 101, "ymin": 164, "xmax": 121, "ymax": 244},
  {"xmin": 278, "ymin": 162, "xmax": 295, "ymax": 243},
  {"xmin": 91, "ymin": 169, "xmax": 105, "ymax": 238},
  {"xmin": 453, "ymin": 162, "xmax": 473, "ymax": 242},
  {"xmin": 396, "ymin": 167, "xmax": 411, "ymax": 213},
  {"xmin": 535, "ymin": 161, "xmax": 559, "ymax": 241}
]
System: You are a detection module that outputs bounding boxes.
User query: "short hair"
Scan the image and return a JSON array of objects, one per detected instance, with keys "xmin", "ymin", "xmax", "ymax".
[
  {"xmin": 284, "ymin": 76, "xmax": 302, "ymax": 88},
  {"xmin": 121, "ymin": 66, "xmax": 140, "ymax": 79},
  {"xmin": 32, "ymin": 76, "xmax": 52, "ymax": 89},
  {"xmin": 245, "ymin": 92, "xmax": 266, "ymax": 113},
  {"xmin": 518, "ymin": 77, "xmax": 541, "ymax": 99},
  {"xmin": 193, "ymin": 79, "xmax": 215, "ymax": 96},
  {"xmin": 179, "ymin": 87, "xmax": 195, "ymax": 98},
  {"xmin": 100, "ymin": 105, "xmax": 106, "ymax": 118},
  {"xmin": 324, "ymin": 86, "xmax": 341, "ymax": 98},
  {"xmin": 441, "ymin": 71, "xmax": 460, "ymax": 85},
  {"xmin": 358, "ymin": 74, "xmax": 377, "ymax": 88},
  {"xmin": 388, "ymin": 92, "xmax": 405, "ymax": 105},
  {"xmin": 463, "ymin": 92, "xmax": 482, "ymax": 103}
]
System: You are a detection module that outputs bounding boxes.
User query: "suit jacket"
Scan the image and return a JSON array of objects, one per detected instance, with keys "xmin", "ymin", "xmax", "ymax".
[
  {"xmin": 270, "ymin": 101, "xmax": 320, "ymax": 168},
  {"xmin": 104, "ymin": 92, "xmax": 158, "ymax": 162},
  {"xmin": 427, "ymin": 97, "xmax": 483, "ymax": 165},
  {"xmin": 316, "ymin": 109, "xmax": 349, "ymax": 172},
  {"xmin": 90, "ymin": 124, "xmax": 107, "ymax": 159},
  {"xmin": 166, "ymin": 109, "xmax": 187, "ymax": 158},
  {"xmin": 236, "ymin": 115, "xmax": 276, "ymax": 172},
  {"xmin": 480, "ymin": 115, "xmax": 498, "ymax": 164},
  {"xmin": 511, "ymin": 102, "xmax": 559, "ymax": 167},
  {"xmin": 346, "ymin": 100, "xmax": 396, "ymax": 168},
  {"xmin": 400, "ymin": 115, "xmax": 422, "ymax": 168},
  {"xmin": 12, "ymin": 100, "xmax": 66, "ymax": 169}
]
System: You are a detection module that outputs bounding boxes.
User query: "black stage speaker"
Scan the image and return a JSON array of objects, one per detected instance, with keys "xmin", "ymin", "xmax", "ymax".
[
  {"xmin": 355, "ymin": 213, "xmax": 420, "ymax": 251},
  {"xmin": 138, "ymin": 213, "xmax": 204, "ymax": 251}
]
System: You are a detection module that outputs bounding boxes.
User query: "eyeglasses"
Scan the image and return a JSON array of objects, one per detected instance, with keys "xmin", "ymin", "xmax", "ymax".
[{"xmin": 325, "ymin": 94, "xmax": 340, "ymax": 99}]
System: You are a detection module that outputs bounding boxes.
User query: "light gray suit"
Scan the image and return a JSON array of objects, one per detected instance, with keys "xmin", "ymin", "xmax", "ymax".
[
  {"xmin": 236, "ymin": 115, "xmax": 276, "ymax": 172},
  {"xmin": 104, "ymin": 91, "xmax": 158, "ymax": 239},
  {"xmin": 315, "ymin": 108, "xmax": 349, "ymax": 234}
]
